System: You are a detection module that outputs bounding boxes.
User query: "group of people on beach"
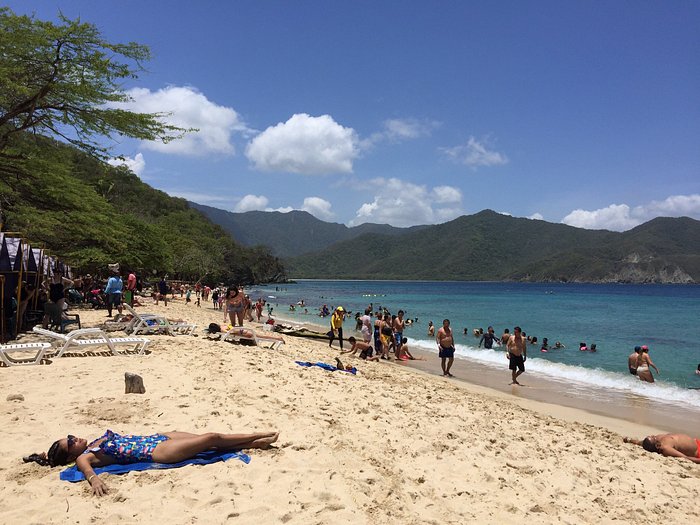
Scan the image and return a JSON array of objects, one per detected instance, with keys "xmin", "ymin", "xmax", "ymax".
[
  {"xmin": 19, "ymin": 282, "xmax": 700, "ymax": 502},
  {"xmin": 329, "ymin": 306, "xmax": 418, "ymax": 362}
]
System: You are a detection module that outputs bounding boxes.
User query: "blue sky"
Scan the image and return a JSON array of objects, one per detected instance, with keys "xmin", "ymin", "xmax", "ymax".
[{"xmin": 9, "ymin": 1, "xmax": 700, "ymax": 230}]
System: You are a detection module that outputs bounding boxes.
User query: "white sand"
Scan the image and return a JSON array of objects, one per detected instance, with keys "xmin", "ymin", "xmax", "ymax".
[{"xmin": 2, "ymin": 298, "xmax": 699, "ymax": 524}]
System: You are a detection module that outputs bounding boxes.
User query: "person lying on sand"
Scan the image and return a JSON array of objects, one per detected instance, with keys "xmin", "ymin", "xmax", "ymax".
[
  {"xmin": 226, "ymin": 326, "xmax": 285, "ymax": 343},
  {"xmin": 24, "ymin": 429, "xmax": 280, "ymax": 496},
  {"xmin": 624, "ymin": 433, "xmax": 700, "ymax": 464}
]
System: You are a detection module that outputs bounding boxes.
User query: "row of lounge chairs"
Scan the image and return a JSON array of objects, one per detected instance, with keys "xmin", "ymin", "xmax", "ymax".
[
  {"xmin": 0, "ymin": 304, "xmax": 285, "ymax": 366},
  {"xmin": 122, "ymin": 304, "xmax": 197, "ymax": 336}
]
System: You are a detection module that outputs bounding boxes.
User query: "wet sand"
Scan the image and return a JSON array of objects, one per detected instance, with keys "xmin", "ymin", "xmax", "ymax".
[{"xmin": 285, "ymin": 315, "xmax": 700, "ymax": 436}]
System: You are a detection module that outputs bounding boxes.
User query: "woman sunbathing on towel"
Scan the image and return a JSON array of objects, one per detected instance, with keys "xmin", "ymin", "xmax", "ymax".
[
  {"xmin": 24, "ymin": 429, "xmax": 279, "ymax": 496},
  {"xmin": 226, "ymin": 326, "xmax": 285, "ymax": 343}
]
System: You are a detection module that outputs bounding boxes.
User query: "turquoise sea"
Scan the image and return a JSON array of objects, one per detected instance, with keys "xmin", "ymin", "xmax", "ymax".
[{"xmin": 253, "ymin": 280, "xmax": 700, "ymax": 410}]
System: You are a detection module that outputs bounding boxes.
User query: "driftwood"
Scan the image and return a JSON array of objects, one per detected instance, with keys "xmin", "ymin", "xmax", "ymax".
[{"xmin": 124, "ymin": 372, "xmax": 146, "ymax": 394}]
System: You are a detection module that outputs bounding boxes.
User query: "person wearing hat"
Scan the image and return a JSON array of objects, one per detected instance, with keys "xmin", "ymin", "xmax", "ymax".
[
  {"xmin": 636, "ymin": 345, "xmax": 659, "ymax": 383},
  {"xmin": 328, "ymin": 306, "xmax": 345, "ymax": 350},
  {"xmin": 628, "ymin": 346, "xmax": 641, "ymax": 375}
]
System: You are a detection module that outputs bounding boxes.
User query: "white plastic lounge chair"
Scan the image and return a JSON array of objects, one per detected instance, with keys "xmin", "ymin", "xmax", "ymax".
[
  {"xmin": 123, "ymin": 304, "xmax": 196, "ymax": 336},
  {"xmin": 33, "ymin": 327, "xmax": 150, "ymax": 357},
  {"xmin": 0, "ymin": 342, "xmax": 52, "ymax": 366},
  {"xmin": 223, "ymin": 327, "xmax": 285, "ymax": 350}
]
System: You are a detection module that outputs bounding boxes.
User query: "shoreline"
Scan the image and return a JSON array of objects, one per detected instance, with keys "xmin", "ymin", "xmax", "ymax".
[
  {"xmin": 273, "ymin": 313, "xmax": 700, "ymax": 436},
  {"xmin": 4, "ymin": 300, "xmax": 700, "ymax": 523}
]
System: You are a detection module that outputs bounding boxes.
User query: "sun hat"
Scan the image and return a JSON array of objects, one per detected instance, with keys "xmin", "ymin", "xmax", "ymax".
[{"xmin": 336, "ymin": 306, "xmax": 344, "ymax": 311}]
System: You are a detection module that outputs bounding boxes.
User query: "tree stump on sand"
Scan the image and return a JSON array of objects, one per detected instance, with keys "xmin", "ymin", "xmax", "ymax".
[{"xmin": 125, "ymin": 372, "xmax": 146, "ymax": 394}]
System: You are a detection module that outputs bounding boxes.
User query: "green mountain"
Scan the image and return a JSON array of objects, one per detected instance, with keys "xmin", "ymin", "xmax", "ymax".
[
  {"xmin": 0, "ymin": 135, "xmax": 285, "ymax": 284},
  {"xmin": 190, "ymin": 203, "xmax": 425, "ymax": 257},
  {"xmin": 284, "ymin": 211, "xmax": 700, "ymax": 283}
]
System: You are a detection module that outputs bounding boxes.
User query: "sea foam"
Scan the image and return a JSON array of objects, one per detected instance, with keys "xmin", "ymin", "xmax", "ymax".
[{"xmin": 413, "ymin": 339, "xmax": 700, "ymax": 410}]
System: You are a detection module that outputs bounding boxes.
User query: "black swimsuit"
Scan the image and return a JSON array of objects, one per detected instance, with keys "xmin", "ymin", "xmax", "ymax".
[{"xmin": 49, "ymin": 282, "xmax": 64, "ymax": 303}]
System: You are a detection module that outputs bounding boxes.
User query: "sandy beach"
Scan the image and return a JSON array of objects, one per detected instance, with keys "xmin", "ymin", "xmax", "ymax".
[{"xmin": 2, "ymin": 298, "xmax": 700, "ymax": 524}]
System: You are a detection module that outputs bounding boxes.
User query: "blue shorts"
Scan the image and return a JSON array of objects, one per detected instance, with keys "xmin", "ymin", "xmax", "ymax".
[
  {"xmin": 439, "ymin": 345, "xmax": 455, "ymax": 358},
  {"xmin": 108, "ymin": 293, "xmax": 122, "ymax": 306}
]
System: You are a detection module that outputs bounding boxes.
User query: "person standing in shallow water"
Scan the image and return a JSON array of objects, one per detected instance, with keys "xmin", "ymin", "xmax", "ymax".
[
  {"xmin": 636, "ymin": 345, "xmax": 659, "ymax": 383},
  {"xmin": 479, "ymin": 326, "xmax": 499, "ymax": 349},
  {"xmin": 506, "ymin": 326, "xmax": 527, "ymax": 385},
  {"xmin": 436, "ymin": 319, "xmax": 455, "ymax": 377}
]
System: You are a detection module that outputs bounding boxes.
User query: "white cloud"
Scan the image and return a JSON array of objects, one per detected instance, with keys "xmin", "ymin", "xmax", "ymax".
[
  {"xmin": 360, "ymin": 118, "xmax": 438, "ymax": 150},
  {"xmin": 528, "ymin": 213, "xmax": 544, "ymax": 220},
  {"xmin": 350, "ymin": 179, "xmax": 463, "ymax": 227},
  {"xmin": 234, "ymin": 194, "xmax": 269, "ymax": 212},
  {"xmin": 168, "ymin": 190, "xmax": 234, "ymax": 207},
  {"xmin": 268, "ymin": 206, "xmax": 295, "ymax": 213},
  {"xmin": 114, "ymin": 86, "xmax": 249, "ymax": 156},
  {"xmin": 301, "ymin": 197, "xmax": 334, "ymax": 221},
  {"xmin": 441, "ymin": 136, "xmax": 508, "ymax": 168},
  {"xmin": 432, "ymin": 185, "xmax": 462, "ymax": 204},
  {"xmin": 561, "ymin": 194, "xmax": 700, "ymax": 231},
  {"xmin": 107, "ymin": 153, "xmax": 145, "ymax": 176},
  {"xmin": 230, "ymin": 195, "xmax": 334, "ymax": 218},
  {"xmin": 245, "ymin": 113, "xmax": 359, "ymax": 175}
]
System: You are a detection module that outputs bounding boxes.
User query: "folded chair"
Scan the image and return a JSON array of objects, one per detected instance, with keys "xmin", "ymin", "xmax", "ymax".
[
  {"xmin": 33, "ymin": 327, "xmax": 150, "ymax": 357},
  {"xmin": 223, "ymin": 327, "xmax": 285, "ymax": 350},
  {"xmin": 123, "ymin": 304, "xmax": 196, "ymax": 336},
  {"xmin": 0, "ymin": 342, "xmax": 52, "ymax": 366}
]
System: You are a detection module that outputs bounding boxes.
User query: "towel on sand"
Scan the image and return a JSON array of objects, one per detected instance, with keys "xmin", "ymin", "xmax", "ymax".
[
  {"xmin": 295, "ymin": 361, "xmax": 357, "ymax": 375},
  {"xmin": 60, "ymin": 450, "xmax": 250, "ymax": 482}
]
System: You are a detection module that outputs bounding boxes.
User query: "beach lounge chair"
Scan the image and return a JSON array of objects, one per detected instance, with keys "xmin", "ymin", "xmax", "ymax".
[
  {"xmin": 223, "ymin": 327, "xmax": 286, "ymax": 350},
  {"xmin": 32, "ymin": 327, "xmax": 150, "ymax": 357},
  {"xmin": 0, "ymin": 342, "xmax": 52, "ymax": 366},
  {"xmin": 122, "ymin": 304, "xmax": 197, "ymax": 336}
]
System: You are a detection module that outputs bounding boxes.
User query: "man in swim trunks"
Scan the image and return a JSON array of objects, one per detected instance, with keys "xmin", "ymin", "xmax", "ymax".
[
  {"xmin": 343, "ymin": 336, "xmax": 379, "ymax": 361},
  {"xmin": 506, "ymin": 326, "xmax": 527, "ymax": 385},
  {"xmin": 393, "ymin": 310, "xmax": 406, "ymax": 353},
  {"xmin": 436, "ymin": 318, "xmax": 455, "ymax": 377},
  {"xmin": 624, "ymin": 433, "xmax": 700, "ymax": 464},
  {"xmin": 628, "ymin": 346, "xmax": 641, "ymax": 375}
]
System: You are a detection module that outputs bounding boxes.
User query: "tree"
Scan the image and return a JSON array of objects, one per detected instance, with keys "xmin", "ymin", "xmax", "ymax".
[{"xmin": 0, "ymin": 7, "xmax": 188, "ymax": 180}]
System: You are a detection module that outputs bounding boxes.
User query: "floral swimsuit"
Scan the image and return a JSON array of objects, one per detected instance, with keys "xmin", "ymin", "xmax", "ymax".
[{"xmin": 86, "ymin": 430, "xmax": 169, "ymax": 463}]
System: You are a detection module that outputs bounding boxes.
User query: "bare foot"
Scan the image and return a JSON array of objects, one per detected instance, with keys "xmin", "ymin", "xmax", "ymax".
[
  {"xmin": 510, "ymin": 381, "xmax": 521, "ymax": 385},
  {"xmin": 251, "ymin": 432, "xmax": 279, "ymax": 449}
]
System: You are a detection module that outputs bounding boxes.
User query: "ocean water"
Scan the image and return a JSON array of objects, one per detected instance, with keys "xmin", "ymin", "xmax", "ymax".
[{"xmin": 252, "ymin": 280, "xmax": 700, "ymax": 410}]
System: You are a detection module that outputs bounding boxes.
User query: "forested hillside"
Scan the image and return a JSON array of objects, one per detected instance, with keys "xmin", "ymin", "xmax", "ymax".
[
  {"xmin": 284, "ymin": 211, "xmax": 700, "ymax": 283},
  {"xmin": 190, "ymin": 203, "xmax": 426, "ymax": 257},
  {"xmin": 0, "ymin": 135, "xmax": 285, "ymax": 283}
]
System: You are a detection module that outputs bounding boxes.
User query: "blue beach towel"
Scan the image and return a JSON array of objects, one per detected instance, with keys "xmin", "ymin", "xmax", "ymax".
[
  {"xmin": 60, "ymin": 450, "xmax": 250, "ymax": 482},
  {"xmin": 295, "ymin": 361, "xmax": 357, "ymax": 375}
]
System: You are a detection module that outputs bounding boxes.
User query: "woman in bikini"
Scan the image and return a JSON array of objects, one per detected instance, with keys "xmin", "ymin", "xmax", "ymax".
[
  {"xmin": 636, "ymin": 345, "xmax": 659, "ymax": 383},
  {"xmin": 224, "ymin": 286, "xmax": 245, "ymax": 327},
  {"xmin": 24, "ymin": 429, "xmax": 279, "ymax": 496}
]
